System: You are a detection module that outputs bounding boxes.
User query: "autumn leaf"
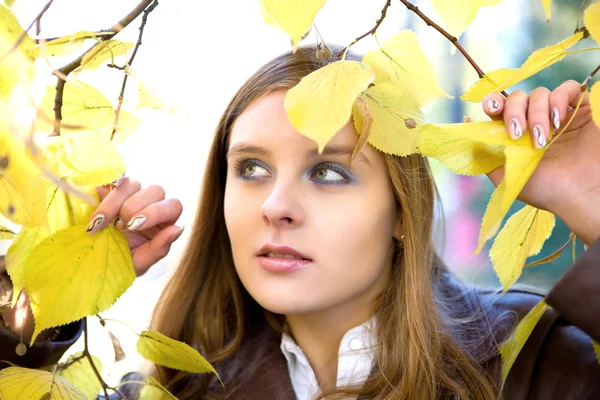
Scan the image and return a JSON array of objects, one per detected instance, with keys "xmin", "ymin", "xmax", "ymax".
[
  {"xmin": 352, "ymin": 83, "xmax": 425, "ymax": 156},
  {"xmin": 0, "ymin": 132, "xmax": 47, "ymax": 227},
  {"xmin": 351, "ymin": 97, "xmax": 373, "ymax": 163},
  {"xmin": 39, "ymin": 31, "xmax": 113, "ymax": 57},
  {"xmin": 139, "ymin": 376, "xmax": 177, "ymax": 400},
  {"xmin": 477, "ymin": 145, "xmax": 545, "ymax": 252},
  {"xmin": 45, "ymin": 181, "xmax": 98, "ymax": 234},
  {"xmin": 500, "ymin": 299, "xmax": 550, "ymax": 382},
  {"xmin": 79, "ymin": 40, "xmax": 133, "ymax": 71},
  {"xmin": 585, "ymin": 2, "xmax": 600, "ymax": 44},
  {"xmin": 285, "ymin": 60, "xmax": 375, "ymax": 152},
  {"xmin": 260, "ymin": 0, "xmax": 328, "ymax": 50},
  {"xmin": 591, "ymin": 81, "xmax": 600, "ymax": 129},
  {"xmin": 0, "ymin": 225, "xmax": 15, "ymax": 239},
  {"xmin": 462, "ymin": 32, "xmax": 583, "ymax": 102},
  {"xmin": 5, "ymin": 226, "xmax": 50, "ymax": 307},
  {"xmin": 362, "ymin": 30, "xmax": 451, "ymax": 107},
  {"xmin": 137, "ymin": 330, "xmax": 218, "ymax": 375},
  {"xmin": 490, "ymin": 205, "xmax": 555, "ymax": 291},
  {"xmin": 422, "ymin": 120, "xmax": 529, "ymax": 147},
  {"xmin": 430, "ymin": 0, "xmax": 503, "ymax": 38},
  {"xmin": 57, "ymin": 352, "xmax": 103, "ymax": 400},
  {"xmin": 0, "ymin": 367, "xmax": 86, "ymax": 399},
  {"xmin": 41, "ymin": 130, "xmax": 126, "ymax": 187},
  {"xmin": 419, "ymin": 124, "xmax": 505, "ymax": 175},
  {"xmin": 24, "ymin": 225, "xmax": 135, "ymax": 343},
  {"xmin": 541, "ymin": 0, "xmax": 552, "ymax": 21}
]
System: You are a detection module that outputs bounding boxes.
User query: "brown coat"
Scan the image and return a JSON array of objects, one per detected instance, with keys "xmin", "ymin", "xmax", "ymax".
[{"xmin": 2, "ymin": 240, "xmax": 600, "ymax": 399}]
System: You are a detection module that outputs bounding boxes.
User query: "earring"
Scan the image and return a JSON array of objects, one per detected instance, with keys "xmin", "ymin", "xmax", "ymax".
[{"xmin": 399, "ymin": 234, "xmax": 405, "ymax": 248}]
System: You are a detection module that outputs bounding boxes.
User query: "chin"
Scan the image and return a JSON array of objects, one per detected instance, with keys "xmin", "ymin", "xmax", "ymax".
[{"xmin": 250, "ymin": 289, "xmax": 325, "ymax": 316}]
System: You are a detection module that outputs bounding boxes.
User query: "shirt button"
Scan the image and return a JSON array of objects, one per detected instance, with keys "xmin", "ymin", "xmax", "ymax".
[{"xmin": 349, "ymin": 338, "xmax": 363, "ymax": 350}]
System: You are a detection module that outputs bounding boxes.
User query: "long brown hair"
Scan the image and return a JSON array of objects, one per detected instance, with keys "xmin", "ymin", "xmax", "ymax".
[{"xmin": 151, "ymin": 45, "xmax": 502, "ymax": 399}]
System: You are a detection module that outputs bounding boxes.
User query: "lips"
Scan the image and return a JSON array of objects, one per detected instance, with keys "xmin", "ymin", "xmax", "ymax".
[
  {"xmin": 257, "ymin": 244, "xmax": 312, "ymax": 273},
  {"xmin": 258, "ymin": 244, "xmax": 311, "ymax": 260}
]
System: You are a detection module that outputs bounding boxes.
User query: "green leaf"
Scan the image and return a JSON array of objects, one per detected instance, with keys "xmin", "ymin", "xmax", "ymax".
[
  {"xmin": 0, "ymin": 225, "xmax": 15, "ymax": 239},
  {"xmin": 57, "ymin": 352, "xmax": 102, "ymax": 400},
  {"xmin": 79, "ymin": 40, "xmax": 133, "ymax": 71},
  {"xmin": 139, "ymin": 376, "xmax": 178, "ymax": 400},
  {"xmin": 137, "ymin": 330, "xmax": 218, "ymax": 375},
  {"xmin": 0, "ymin": 366, "xmax": 86, "ymax": 399},
  {"xmin": 500, "ymin": 299, "xmax": 550, "ymax": 382},
  {"xmin": 25, "ymin": 225, "xmax": 135, "ymax": 343}
]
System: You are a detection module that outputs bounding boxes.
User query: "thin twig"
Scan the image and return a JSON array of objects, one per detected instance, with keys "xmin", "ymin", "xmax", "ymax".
[
  {"xmin": 337, "ymin": 0, "xmax": 392, "ymax": 57},
  {"xmin": 577, "ymin": 0, "xmax": 589, "ymax": 29},
  {"xmin": 397, "ymin": 0, "xmax": 509, "ymax": 97},
  {"xmin": 582, "ymin": 63, "xmax": 600, "ymax": 90},
  {"xmin": 111, "ymin": 0, "xmax": 159, "ymax": 141},
  {"xmin": 52, "ymin": 0, "xmax": 155, "ymax": 135}
]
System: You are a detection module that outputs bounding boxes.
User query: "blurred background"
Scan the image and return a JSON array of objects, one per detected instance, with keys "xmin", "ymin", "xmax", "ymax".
[{"xmin": 2, "ymin": 0, "xmax": 595, "ymax": 386}]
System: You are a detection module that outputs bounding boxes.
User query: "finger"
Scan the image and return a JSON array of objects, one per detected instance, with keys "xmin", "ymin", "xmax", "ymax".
[
  {"xmin": 132, "ymin": 225, "xmax": 184, "ymax": 276},
  {"xmin": 549, "ymin": 80, "xmax": 586, "ymax": 131},
  {"xmin": 527, "ymin": 87, "xmax": 551, "ymax": 149},
  {"xmin": 482, "ymin": 93, "xmax": 505, "ymax": 121},
  {"xmin": 124, "ymin": 198, "xmax": 183, "ymax": 232},
  {"xmin": 115, "ymin": 185, "xmax": 168, "ymax": 229},
  {"xmin": 503, "ymin": 90, "xmax": 528, "ymax": 140},
  {"xmin": 87, "ymin": 178, "xmax": 141, "ymax": 234}
]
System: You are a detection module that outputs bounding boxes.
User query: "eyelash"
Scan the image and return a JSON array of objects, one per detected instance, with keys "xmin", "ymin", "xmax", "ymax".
[{"xmin": 233, "ymin": 158, "xmax": 353, "ymax": 184}]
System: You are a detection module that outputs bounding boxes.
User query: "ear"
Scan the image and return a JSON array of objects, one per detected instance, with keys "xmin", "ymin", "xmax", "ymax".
[{"xmin": 393, "ymin": 214, "xmax": 403, "ymax": 241}]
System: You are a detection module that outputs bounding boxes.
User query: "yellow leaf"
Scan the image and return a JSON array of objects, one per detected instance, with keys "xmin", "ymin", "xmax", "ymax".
[
  {"xmin": 0, "ymin": 132, "xmax": 47, "ymax": 226},
  {"xmin": 419, "ymin": 124, "xmax": 505, "ymax": 175},
  {"xmin": 40, "ymin": 31, "xmax": 113, "ymax": 57},
  {"xmin": 25, "ymin": 225, "xmax": 135, "ymax": 343},
  {"xmin": 424, "ymin": 120, "xmax": 531, "ymax": 147},
  {"xmin": 139, "ymin": 376, "xmax": 177, "ymax": 400},
  {"xmin": 0, "ymin": 225, "xmax": 15, "ymax": 239},
  {"xmin": 57, "ymin": 352, "xmax": 102, "ymax": 400},
  {"xmin": 0, "ymin": 5, "xmax": 36, "ymax": 59},
  {"xmin": 5, "ymin": 0, "xmax": 16, "ymax": 7},
  {"xmin": 541, "ymin": 0, "xmax": 552, "ymax": 21},
  {"xmin": 462, "ymin": 32, "xmax": 583, "ymax": 102},
  {"xmin": 362, "ymin": 31, "xmax": 452, "ymax": 107},
  {"xmin": 260, "ymin": 0, "xmax": 327, "ymax": 50},
  {"xmin": 113, "ymin": 110, "xmax": 140, "ymax": 143},
  {"xmin": 35, "ymin": 81, "xmax": 113, "ymax": 135},
  {"xmin": 352, "ymin": 83, "xmax": 425, "ymax": 156},
  {"xmin": 5, "ymin": 226, "xmax": 50, "ymax": 307},
  {"xmin": 79, "ymin": 40, "xmax": 133, "ymax": 71},
  {"xmin": 0, "ymin": 366, "xmax": 86, "ymax": 399},
  {"xmin": 285, "ymin": 60, "xmax": 375, "ymax": 152},
  {"xmin": 477, "ymin": 145, "xmax": 545, "ymax": 252},
  {"xmin": 41, "ymin": 131, "xmax": 126, "ymax": 187},
  {"xmin": 490, "ymin": 206, "xmax": 555, "ymax": 291},
  {"xmin": 591, "ymin": 82, "xmax": 600, "ymax": 130},
  {"xmin": 593, "ymin": 340, "xmax": 600, "ymax": 363},
  {"xmin": 585, "ymin": 2, "xmax": 600, "ymax": 45},
  {"xmin": 351, "ymin": 97, "xmax": 373, "ymax": 164},
  {"xmin": 430, "ymin": 0, "xmax": 503, "ymax": 38},
  {"xmin": 46, "ymin": 181, "xmax": 97, "ymax": 234},
  {"xmin": 137, "ymin": 330, "xmax": 218, "ymax": 375},
  {"xmin": 500, "ymin": 299, "xmax": 550, "ymax": 382}
]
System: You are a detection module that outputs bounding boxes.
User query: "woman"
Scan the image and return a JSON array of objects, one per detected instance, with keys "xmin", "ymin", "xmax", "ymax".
[{"xmin": 3, "ymin": 45, "xmax": 600, "ymax": 399}]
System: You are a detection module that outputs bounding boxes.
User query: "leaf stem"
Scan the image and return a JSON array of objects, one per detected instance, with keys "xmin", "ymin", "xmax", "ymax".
[
  {"xmin": 97, "ymin": 316, "xmax": 140, "ymax": 336},
  {"xmin": 396, "ymin": 0, "xmax": 509, "ymax": 97},
  {"xmin": 337, "ymin": 0, "xmax": 392, "ymax": 57}
]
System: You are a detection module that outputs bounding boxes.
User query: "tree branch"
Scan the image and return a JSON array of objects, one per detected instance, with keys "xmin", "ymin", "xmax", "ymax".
[
  {"xmin": 397, "ymin": 0, "xmax": 509, "ymax": 97},
  {"xmin": 111, "ymin": 0, "xmax": 159, "ymax": 141},
  {"xmin": 337, "ymin": 0, "xmax": 392, "ymax": 57},
  {"xmin": 52, "ymin": 0, "xmax": 155, "ymax": 135},
  {"xmin": 582, "ymin": 63, "xmax": 600, "ymax": 90}
]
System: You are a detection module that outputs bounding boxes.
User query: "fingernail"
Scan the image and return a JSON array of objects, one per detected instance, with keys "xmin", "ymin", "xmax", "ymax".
[
  {"xmin": 168, "ymin": 227, "xmax": 185, "ymax": 244},
  {"xmin": 551, "ymin": 108, "xmax": 560, "ymax": 130},
  {"xmin": 510, "ymin": 118, "xmax": 522, "ymax": 138},
  {"xmin": 86, "ymin": 214, "xmax": 105, "ymax": 234},
  {"xmin": 534, "ymin": 125, "xmax": 546, "ymax": 148},
  {"xmin": 126, "ymin": 215, "xmax": 147, "ymax": 231},
  {"xmin": 488, "ymin": 98, "xmax": 500, "ymax": 112}
]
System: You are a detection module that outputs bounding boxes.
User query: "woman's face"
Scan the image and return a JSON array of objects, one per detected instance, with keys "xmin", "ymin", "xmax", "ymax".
[{"xmin": 224, "ymin": 90, "xmax": 401, "ymax": 317}]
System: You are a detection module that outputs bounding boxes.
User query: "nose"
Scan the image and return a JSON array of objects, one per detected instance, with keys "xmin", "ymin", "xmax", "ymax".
[{"xmin": 261, "ymin": 181, "xmax": 304, "ymax": 229}]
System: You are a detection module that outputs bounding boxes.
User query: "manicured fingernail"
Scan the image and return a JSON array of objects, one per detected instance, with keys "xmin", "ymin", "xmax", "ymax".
[
  {"xmin": 168, "ymin": 227, "xmax": 185, "ymax": 244},
  {"xmin": 86, "ymin": 214, "xmax": 105, "ymax": 234},
  {"xmin": 551, "ymin": 108, "xmax": 560, "ymax": 130},
  {"xmin": 534, "ymin": 125, "xmax": 546, "ymax": 148},
  {"xmin": 510, "ymin": 118, "xmax": 522, "ymax": 138},
  {"xmin": 488, "ymin": 98, "xmax": 500, "ymax": 112},
  {"xmin": 126, "ymin": 215, "xmax": 147, "ymax": 231}
]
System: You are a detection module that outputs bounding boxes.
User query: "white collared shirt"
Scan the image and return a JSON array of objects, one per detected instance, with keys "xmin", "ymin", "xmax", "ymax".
[{"xmin": 280, "ymin": 318, "xmax": 377, "ymax": 400}]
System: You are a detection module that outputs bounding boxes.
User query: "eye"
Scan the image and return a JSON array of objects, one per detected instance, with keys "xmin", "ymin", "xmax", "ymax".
[
  {"xmin": 310, "ymin": 163, "xmax": 353, "ymax": 184},
  {"xmin": 236, "ymin": 159, "xmax": 271, "ymax": 180}
]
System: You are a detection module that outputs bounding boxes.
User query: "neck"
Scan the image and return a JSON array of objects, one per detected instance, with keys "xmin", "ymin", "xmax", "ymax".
[{"xmin": 285, "ymin": 298, "xmax": 376, "ymax": 392}]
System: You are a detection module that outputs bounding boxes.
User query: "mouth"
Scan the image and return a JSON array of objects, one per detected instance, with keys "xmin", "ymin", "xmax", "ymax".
[
  {"xmin": 258, "ymin": 244, "xmax": 312, "ymax": 261},
  {"xmin": 257, "ymin": 244, "xmax": 312, "ymax": 273}
]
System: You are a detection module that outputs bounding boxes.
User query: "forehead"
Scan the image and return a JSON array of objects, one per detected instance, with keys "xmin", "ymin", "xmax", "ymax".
[{"xmin": 229, "ymin": 90, "xmax": 359, "ymax": 151}]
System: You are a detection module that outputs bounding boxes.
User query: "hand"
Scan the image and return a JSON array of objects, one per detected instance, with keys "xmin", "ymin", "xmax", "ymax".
[
  {"xmin": 89, "ymin": 178, "xmax": 184, "ymax": 276},
  {"xmin": 482, "ymin": 80, "xmax": 600, "ymax": 245}
]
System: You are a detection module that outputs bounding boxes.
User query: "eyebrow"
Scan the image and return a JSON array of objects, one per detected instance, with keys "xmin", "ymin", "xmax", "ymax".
[{"xmin": 227, "ymin": 143, "xmax": 371, "ymax": 165}]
